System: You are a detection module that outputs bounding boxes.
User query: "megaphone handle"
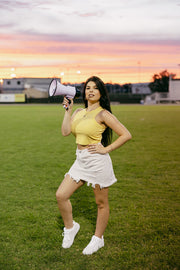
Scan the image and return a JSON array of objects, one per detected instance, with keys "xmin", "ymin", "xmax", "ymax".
[{"xmin": 63, "ymin": 97, "xmax": 71, "ymax": 110}]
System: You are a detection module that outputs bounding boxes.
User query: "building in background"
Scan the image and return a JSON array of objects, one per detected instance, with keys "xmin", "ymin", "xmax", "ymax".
[
  {"xmin": 144, "ymin": 76, "xmax": 180, "ymax": 104},
  {"xmin": 1, "ymin": 78, "xmax": 25, "ymax": 93},
  {"xmin": 1, "ymin": 78, "xmax": 61, "ymax": 97},
  {"xmin": 169, "ymin": 76, "xmax": 180, "ymax": 100},
  {"xmin": 131, "ymin": 83, "xmax": 151, "ymax": 94},
  {"xmin": 1, "ymin": 78, "xmax": 63, "ymax": 101}
]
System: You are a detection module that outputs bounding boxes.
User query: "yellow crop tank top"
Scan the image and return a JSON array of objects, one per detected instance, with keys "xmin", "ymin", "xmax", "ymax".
[{"xmin": 71, "ymin": 106, "xmax": 106, "ymax": 145}]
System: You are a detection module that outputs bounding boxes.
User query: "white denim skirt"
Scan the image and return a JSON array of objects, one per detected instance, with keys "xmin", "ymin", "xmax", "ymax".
[{"xmin": 65, "ymin": 147, "xmax": 117, "ymax": 189}]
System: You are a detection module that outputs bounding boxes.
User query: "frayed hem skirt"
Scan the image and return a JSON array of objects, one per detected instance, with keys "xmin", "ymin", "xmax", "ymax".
[{"xmin": 65, "ymin": 148, "xmax": 117, "ymax": 189}]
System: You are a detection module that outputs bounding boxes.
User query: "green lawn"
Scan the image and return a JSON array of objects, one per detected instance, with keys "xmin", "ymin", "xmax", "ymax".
[{"xmin": 0, "ymin": 104, "xmax": 179, "ymax": 270}]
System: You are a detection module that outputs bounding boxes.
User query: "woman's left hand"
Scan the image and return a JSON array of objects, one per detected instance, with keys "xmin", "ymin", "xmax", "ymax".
[{"xmin": 88, "ymin": 144, "xmax": 107, "ymax": 154}]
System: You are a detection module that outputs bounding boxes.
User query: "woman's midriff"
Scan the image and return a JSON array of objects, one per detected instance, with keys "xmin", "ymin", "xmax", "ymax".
[
  {"xmin": 77, "ymin": 143, "xmax": 100, "ymax": 150},
  {"xmin": 77, "ymin": 144, "xmax": 89, "ymax": 150}
]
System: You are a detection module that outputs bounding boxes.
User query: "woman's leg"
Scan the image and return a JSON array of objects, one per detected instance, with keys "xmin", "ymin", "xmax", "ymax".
[
  {"xmin": 56, "ymin": 174, "xmax": 84, "ymax": 229},
  {"xmin": 82, "ymin": 185, "xmax": 109, "ymax": 255},
  {"xmin": 93, "ymin": 185, "xmax": 109, "ymax": 238}
]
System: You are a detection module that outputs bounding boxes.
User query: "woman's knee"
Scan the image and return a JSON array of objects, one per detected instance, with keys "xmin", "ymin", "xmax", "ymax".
[
  {"xmin": 94, "ymin": 186, "xmax": 109, "ymax": 209},
  {"xmin": 56, "ymin": 175, "xmax": 84, "ymax": 203},
  {"xmin": 56, "ymin": 188, "xmax": 67, "ymax": 202},
  {"xmin": 56, "ymin": 176, "xmax": 71, "ymax": 202},
  {"xmin": 95, "ymin": 196, "xmax": 109, "ymax": 210}
]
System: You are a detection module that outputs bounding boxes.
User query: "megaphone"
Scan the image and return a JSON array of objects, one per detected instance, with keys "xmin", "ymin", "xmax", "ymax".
[{"xmin": 48, "ymin": 79, "xmax": 81, "ymax": 110}]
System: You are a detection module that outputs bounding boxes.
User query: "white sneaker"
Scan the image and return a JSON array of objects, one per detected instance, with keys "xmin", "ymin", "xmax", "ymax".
[
  {"xmin": 62, "ymin": 221, "xmax": 80, "ymax": 248},
  {"xmin": 82, "ymin": 235, "xmax": 104, "ymax": 255}
]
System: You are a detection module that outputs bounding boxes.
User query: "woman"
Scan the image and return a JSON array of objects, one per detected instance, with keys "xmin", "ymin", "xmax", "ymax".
[{"xmin": 56, "ymin": 76, "xmax": 132, "ymax": 255}]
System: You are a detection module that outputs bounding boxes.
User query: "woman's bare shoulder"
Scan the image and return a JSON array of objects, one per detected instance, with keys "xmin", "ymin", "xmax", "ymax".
[{"xmin": 99, "ymin": 109, "xmax": 113, "ymax": 119}]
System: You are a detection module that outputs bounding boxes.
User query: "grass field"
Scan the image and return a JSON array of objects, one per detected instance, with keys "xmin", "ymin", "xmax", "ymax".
[{"xmin": 0, "ymin": 104, "xmax": 179, "ymax": 270}]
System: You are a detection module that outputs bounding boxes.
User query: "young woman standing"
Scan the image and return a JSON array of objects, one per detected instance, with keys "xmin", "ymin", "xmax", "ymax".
[{"xmin": 56, "ymin": 76, "xmax": 132, "ymax": 255}]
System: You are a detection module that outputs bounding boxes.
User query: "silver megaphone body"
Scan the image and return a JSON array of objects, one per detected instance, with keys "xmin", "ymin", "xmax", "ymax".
[{"xmin": 48, "ymin": 79, "xmax": 81, "ymax": 109}]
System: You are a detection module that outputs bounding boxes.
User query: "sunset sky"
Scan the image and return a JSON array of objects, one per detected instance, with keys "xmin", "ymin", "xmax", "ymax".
[{"xmin": 0, "ymin": 0, "xmax": 180, "ymax": 84}]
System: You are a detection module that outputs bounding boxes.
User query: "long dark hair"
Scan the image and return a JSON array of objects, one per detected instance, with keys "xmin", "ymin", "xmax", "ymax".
[{"xmin": 82, "ymin": 76, "xmax": 112, "ymax": 147}]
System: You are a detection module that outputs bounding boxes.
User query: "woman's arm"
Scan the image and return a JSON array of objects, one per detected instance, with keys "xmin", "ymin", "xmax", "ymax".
[
  {"xmin": 61, "ymin": 97, "xmax": 73, "ymax": 136},
  {"xmin": 61, "ymin": 97, "xmax": 82, "ymax": 136},
  {"xmin": 103, "ymin": 110, "xmax": 132, "ymax": 153}
]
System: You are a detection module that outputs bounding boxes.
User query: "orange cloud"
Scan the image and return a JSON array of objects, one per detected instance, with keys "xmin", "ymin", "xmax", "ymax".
[{"xmin": 0, "ymin": 34, "xmax": 179, "ymax": 83}]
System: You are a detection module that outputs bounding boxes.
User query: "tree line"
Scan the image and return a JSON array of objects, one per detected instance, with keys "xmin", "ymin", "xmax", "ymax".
[
  {"xmin": 105, "ymin": 70, "xmax": 176, "ymax": 93},
  {"xmin": 148, "ymin": 70, "xmax": 176, "ymax": 93}
]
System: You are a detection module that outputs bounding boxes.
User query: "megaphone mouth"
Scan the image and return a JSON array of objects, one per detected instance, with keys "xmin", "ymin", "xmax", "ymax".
[
  {"xmin": 48, "ymin": 79, "xmax": 80, "ymax": 99},
  {"xmin": 48, "ymin": 79, "xmax": 57, "ymax": 96}
]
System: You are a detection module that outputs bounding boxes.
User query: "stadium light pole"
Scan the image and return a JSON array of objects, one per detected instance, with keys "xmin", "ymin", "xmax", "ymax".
[
  {"xmin": 138, "ymin": 61, "xmax": 141, "ymax": 83},
  {"xmin": 60, "ymin": 72, "xmax": 64, "ymax": 84},
  {"xmin": 0, "ymin": 79, "xmax": 3, "ymax": 92},
  {"xmin": 76, "ymin": 70, "xmax": 81, "ymax": 85}
]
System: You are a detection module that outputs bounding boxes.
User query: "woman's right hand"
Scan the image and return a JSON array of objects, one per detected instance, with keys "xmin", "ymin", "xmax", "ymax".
[{"xmin": 62, "ymin": 96, "xmax": 73, "ymax": 111}]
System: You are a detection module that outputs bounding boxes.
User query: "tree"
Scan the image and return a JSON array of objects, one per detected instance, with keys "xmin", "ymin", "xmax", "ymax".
[
  {"xmin": 149, "ymin": 70, "xmax": 176, "ymax": 93},
  {"xmin": 122, "ymin": 83, "xmax": 132, "ymax": 93}
]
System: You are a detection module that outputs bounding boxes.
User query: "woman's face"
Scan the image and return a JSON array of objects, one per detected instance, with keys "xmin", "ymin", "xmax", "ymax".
[{"xmin": 85, "ymin": 81, "xmax": 101, "ymax": 103}]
